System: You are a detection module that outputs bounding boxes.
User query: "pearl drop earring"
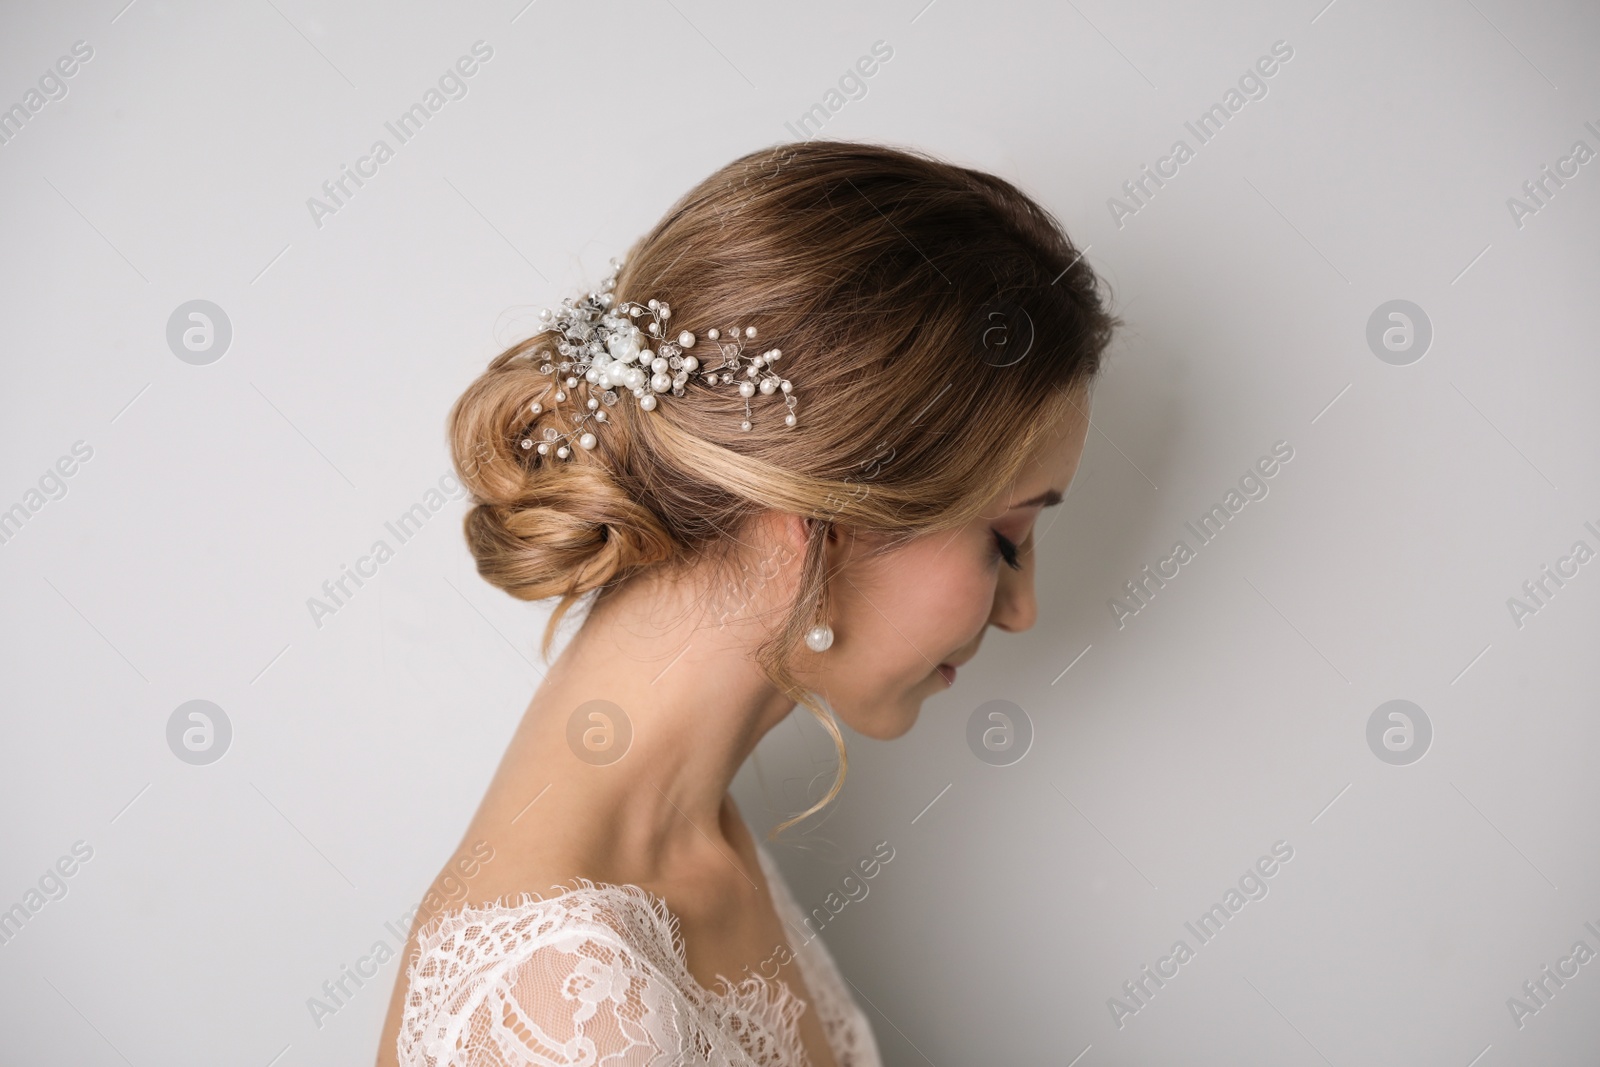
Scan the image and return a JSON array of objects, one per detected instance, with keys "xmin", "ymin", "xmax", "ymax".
[
  {"xmin": 804, "ymin": 523, "xmax": 834, "ymax": 652},
  {"xmin": 805, "ymin": 621, "xmax": 834, "ymax": 652}
]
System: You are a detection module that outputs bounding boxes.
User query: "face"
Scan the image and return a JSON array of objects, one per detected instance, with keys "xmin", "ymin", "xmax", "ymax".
[{"xmin": 805, "ymin": 392, "xmax": 1093, "ymax": 739}]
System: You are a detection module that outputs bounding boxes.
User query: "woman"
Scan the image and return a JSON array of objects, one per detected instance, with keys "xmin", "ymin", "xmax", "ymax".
[{"xmin": 376, "ymin": 141, "xmax": 1117, "ymax": 1066}]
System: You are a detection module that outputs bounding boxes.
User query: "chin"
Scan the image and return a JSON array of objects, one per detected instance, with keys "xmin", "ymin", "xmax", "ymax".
[{"xmin": 843, "ymin": 692, "xmax": 926, "ymax": 741}]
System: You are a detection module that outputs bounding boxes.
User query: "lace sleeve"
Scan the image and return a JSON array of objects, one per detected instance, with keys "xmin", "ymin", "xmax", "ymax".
[{"xmin": 398, "ymin": 894, "xmax": 702, "ymax": 1067}]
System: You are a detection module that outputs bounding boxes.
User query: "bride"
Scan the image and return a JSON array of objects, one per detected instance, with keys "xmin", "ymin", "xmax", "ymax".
[{"xmin": 375, "ymin": 139, "xmax": 1116, "ymax": 1066}]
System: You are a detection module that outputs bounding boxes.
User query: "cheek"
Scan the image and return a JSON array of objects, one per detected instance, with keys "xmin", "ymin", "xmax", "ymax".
[{"xmin": 871, "ymin": 537, "xmax": 994, "ymax": 653}]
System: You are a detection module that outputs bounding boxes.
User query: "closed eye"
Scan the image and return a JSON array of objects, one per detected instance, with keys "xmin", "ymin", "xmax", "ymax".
[{"xmin": 993, "ymin": 530, "xmax": 1023, "ymax": 572}]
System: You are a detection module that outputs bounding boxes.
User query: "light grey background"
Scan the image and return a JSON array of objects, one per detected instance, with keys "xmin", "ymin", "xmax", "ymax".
[{"xmin": 2, "ymin": 0, "xmax": 1597, "ymax": 1064}]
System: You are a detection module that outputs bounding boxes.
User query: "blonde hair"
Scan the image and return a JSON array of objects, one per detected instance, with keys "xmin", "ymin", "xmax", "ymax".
[{"xmin": 448, "ymin": 141, "xmax": 1118, "ymax": 836}]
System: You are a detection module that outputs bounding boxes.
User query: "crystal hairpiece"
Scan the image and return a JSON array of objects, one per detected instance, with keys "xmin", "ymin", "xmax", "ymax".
[{"xmin": 518, "ymin": 259, "xmax": 798, "ymax": 460}]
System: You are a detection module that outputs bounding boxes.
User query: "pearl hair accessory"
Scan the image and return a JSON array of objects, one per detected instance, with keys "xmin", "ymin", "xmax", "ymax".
[{"xmin": 518, "ymin": 258, "xmax": 799, "ymax": 460}]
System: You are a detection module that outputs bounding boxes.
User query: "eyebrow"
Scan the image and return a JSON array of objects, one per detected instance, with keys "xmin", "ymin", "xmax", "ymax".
[{"xmin": 1010, "ymin": 488, "xmax": 1064, "ymax": 510}]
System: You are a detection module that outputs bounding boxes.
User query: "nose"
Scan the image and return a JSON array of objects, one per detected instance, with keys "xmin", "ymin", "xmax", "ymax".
[{"xmin": 988, "ymin": 554, "xmax": 1038, "ymax": 633}]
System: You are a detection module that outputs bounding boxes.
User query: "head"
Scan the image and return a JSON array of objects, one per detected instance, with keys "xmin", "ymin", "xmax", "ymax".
[{"xmin": 449, "ymin": 141, "xmax": 1118, "ymax": 832}]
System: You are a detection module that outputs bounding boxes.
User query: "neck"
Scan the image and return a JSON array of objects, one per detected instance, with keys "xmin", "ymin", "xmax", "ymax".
[{"xmin": 495, "ymin": 567, "xmax": 801, "ymax": 879}]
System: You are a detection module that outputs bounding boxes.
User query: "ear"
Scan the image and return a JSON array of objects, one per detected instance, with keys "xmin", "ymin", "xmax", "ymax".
[
  {"xmin": 789, "ymin": 512, "xmax": 815, "ymax": 548},
  {"xmin": 800, "ymin": 515, "xmax": 849, "ymax": 551}
]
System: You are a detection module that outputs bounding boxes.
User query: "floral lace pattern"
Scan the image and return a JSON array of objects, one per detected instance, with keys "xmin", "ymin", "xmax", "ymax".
[{"xmin": 397, "ymin": 844, "xmax": 882, "ymax": 1067}]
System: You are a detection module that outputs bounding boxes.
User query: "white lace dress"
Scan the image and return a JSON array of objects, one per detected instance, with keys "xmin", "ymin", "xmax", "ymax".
[{"xmin": 396, "ymin": 844, "xmax": 883, "ymax": 1067}]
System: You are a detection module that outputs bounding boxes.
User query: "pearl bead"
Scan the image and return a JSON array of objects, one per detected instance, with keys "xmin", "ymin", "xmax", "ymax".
[
  {"xmin": 652, "ymin": 357, "xmax": 667, "ymax": 372},
  {"xmin": 652, "ymin": 372, "xmax": 672, "ymax": 391},
  {"xmin": 739, "ymin": 381, "xmax": 755, "ymax": 397},
  {"xmin": 565, "ymin": 376, "xmax": 577, "ymax": 387},
  {"xmin": 520, "ymin": 439, "xmax": 532, "ymax": 450},
  {"xmin": 760, "ymin": 379, "xmax": 777, "ymax": 394},
  {"xmin": 784, "ymin": 413, "xmax": 797, "ymax": 427},
  {"xmin": 555, "ymin": 391, "xmax": 566, "ymax": 401},
  {"xmin": 648, "ymin": 299, "xmax": 659, "ymax": 309},
  {"xmin": 745, "ymin": 326, "xmax": 757, "ymax": 338},
  {"xmin": 530, "ymin": 402, "xmax": 542, "ymax": 414},
  {"xmin": 740, "ymin": 419, "xmax": 752, "ymax": 431},
  {"xmin": 640, "ymin": 394, "xmax": 657, "ymax": 411},
  {"xmin": 780, "ymin": 381, "xmax": 791, "ymax": 393},
  {"xmin": 708, "ymin": 328, "xmax": 720, "ymax": 340},
  {"xmin": 537, "ymin": 442, "xmax": 550, "ymax": 454},
  {"xmin": 678, "ymin": 331, "xmax": 696, "ymax": 348},
  {"xmin": 804, "ymin": 624, "xmax": 834, "ymax": 652},
  {"xmin": 557, "ymin": 446, "xmax": 569, "ymax": 458},
  {"xmin": 768, "ymin": 348, "xmax": 781, "ymax": 361},
  {"xmin": 607, "ymin": 331, "xmax": 640, "ymax": 362},
  {"xmin": 683, "ymin": 355, "xmax": 698, "ymax": 371},
  {"xmin": 595, "ymin": 410, "xmax": 607, "ymax": 422},
  {"xmin": 579, "ymin": 433, "xmax": 597, "ymax": 450},
  {"xmin": 587, "ymin": 397, "xmax": 599, "ymax": 410}
]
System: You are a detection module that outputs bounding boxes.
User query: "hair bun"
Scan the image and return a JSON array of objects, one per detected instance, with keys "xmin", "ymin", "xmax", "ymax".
[{"xmin": 450, "ymin": 341, "xmax": 675, "ymax": 602}]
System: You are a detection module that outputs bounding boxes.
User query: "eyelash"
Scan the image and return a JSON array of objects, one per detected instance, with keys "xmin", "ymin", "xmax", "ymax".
[{"xmin": 992, "ymin": 530, "xmax": 1023, "ymax": 572}]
